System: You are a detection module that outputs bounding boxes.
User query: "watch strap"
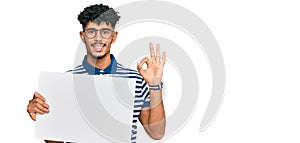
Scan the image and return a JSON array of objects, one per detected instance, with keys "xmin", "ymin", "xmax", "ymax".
[{"xmin": 149, "ymin": 82, "xmax": 163, "ymax": 90}]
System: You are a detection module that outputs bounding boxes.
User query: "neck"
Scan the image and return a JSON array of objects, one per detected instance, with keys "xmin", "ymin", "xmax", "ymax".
[{"xmin": 86, "ymin": 54, "xmax": 111, "ymax": 70}]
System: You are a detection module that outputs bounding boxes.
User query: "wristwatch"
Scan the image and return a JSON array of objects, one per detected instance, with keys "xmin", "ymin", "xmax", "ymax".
[{"xmin": 149, "ymin": 82, "xmax": 164, "ymax": 90}]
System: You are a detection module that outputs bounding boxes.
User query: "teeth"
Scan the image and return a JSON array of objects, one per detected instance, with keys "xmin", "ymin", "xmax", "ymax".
[{"xmin": 94, "ymin": 44, "xmax": 103, "ymax": 52}]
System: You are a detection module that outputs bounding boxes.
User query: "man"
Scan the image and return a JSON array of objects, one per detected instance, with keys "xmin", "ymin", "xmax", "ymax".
[{"xmin": 26, "ymin": 4, "xmax": 166, "ymax": 143}]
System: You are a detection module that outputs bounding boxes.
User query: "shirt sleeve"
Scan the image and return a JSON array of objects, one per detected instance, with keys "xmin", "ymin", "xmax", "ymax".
[{"xmin": 141, "ymin": 78, "xmax": 150, "ymax": 108}]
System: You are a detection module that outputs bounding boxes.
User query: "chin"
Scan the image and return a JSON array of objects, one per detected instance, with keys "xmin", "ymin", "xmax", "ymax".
[
  {"xmin": 96, "ymin": 55, "xmax": 106, "ymax": 59},
  {"xmin": 92, "ymin": 53, "xmax": 107, "ymax": 60}
]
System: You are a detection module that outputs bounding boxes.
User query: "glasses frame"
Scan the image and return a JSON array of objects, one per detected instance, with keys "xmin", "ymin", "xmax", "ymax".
[{"xmin": 84, "ymin": 28, "xmax": 115, "ymax": 39}]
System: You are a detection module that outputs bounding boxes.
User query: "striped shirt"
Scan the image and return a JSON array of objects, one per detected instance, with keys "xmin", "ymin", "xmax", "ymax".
[{"xmin": 67, "ymin": 54, "xmax": 150, "ymax": 143}]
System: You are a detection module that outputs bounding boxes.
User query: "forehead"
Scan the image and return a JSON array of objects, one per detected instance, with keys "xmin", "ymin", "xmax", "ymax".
[{"xmin": 85, "ymin": 21, "xmax": 113, "ymax": 29}]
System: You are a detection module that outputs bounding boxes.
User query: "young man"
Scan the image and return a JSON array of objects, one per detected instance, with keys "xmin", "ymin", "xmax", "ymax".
[{"xmin": 26, "ymin": 4, "xmax": 166, "ymax": 143}]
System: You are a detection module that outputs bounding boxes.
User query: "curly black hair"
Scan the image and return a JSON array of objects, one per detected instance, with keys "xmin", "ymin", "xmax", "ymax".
[{"xmin": 77, "ymin": 4, "xmax": 120, "ymax": 30}]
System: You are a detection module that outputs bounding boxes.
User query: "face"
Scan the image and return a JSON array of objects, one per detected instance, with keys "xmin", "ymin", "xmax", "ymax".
[{"xmin": 80, "ymin": 21, "xmax": 118, "ymax": 60}]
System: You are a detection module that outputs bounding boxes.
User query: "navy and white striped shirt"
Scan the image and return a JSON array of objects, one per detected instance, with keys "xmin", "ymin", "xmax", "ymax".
[{"xmin": 67, "ymin": 54, "xmax": 150, "ymax": 143}]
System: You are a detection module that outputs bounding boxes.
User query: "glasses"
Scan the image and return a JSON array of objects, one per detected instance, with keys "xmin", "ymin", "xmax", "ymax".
[{"xmin": 84, "ymin": 28, "xmax": 114, "ymax": 39}]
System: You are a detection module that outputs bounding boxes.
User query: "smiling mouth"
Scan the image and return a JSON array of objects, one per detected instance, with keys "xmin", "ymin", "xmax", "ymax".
[{"xmin": 92, "ymin": 43, "xmax": 106, "ymax": 52}]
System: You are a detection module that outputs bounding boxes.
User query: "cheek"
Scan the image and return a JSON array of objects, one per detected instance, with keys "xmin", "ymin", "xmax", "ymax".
[
  {"xmin": 84, "ymin": 38, "xmax": 93, "ymax": 45},
  {"xmin": 106, "ymin": 37, "xmax": 114, "ymax": 44}
]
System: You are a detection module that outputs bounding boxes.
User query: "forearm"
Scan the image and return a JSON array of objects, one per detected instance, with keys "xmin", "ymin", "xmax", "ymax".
[{"xmin": 148, "ymin": 89, "xmax": 166, "ymax": 138}]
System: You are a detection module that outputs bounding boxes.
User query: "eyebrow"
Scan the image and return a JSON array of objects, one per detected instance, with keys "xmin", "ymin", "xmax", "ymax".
[{"xmin": 85, "ymin": 28, "xmax": 113, "ymax": 31}]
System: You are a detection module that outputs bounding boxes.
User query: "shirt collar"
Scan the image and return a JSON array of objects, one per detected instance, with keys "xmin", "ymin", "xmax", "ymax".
[{"xmin": 82, "ymin": 54, "xmax": 118, "ymax": 75}]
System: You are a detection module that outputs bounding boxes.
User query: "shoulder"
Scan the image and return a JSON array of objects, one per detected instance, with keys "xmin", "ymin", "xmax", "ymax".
[
  {"xmin": 115, "ymin": 63, "xmax": 144, "ymax": 80},
  {"xmin": 65, "ymin": 64, "xmax": 88, "ymax": 74}
]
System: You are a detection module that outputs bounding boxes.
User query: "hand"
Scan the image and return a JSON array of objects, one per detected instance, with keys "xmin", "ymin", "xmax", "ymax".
[
  {"xmin": 137, "ymin": 43, "xmax": 166, "ymax": 85},
  {"xmin": 27, "ymin": 92, "xmax": 49, "ymax": 121}
]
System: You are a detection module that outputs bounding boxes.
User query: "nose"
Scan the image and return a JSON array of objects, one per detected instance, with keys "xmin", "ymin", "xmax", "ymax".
[{"xmin": 94, "ymin": 31, "xmax": 103, "ymax": 41}]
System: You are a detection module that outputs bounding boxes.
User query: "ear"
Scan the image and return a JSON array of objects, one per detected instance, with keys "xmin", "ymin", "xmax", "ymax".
[
  {"xmin": 80, "ymin": 31, "xmax": 85, "ymax": 42},
  {"xmin": 111, "ymin": 31, "xmax": 118, "ymax": 44}
]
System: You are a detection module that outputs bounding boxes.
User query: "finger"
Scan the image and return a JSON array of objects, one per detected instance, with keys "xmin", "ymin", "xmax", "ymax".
[
  {"xmin": 156, "ymin": 43, "xmax": 161, "ymax": 62},
  {"xmin": 35, "ymin": 103, "xmax": 50, "ymax": 113},
  {"xmin": 27, "ymin": 103, "xmax": 48, "ymax": 115},
  {"xmin": 34, "ymin": 98, "xmax": 49, "ymax": 109},
  {"xmin": 34, "ymin": 105, "xmax": 49, "ymax": 114},
  {"xmin": 137, "ymin": 63, "xmax": 144, "ymax": 74},
  {"xmin": 161, "ymin": 51, "xmax": 167, "ymax": 65},
  {"xmin": 33, "ymin": 92, "xmax": 46, "ymax": 102},
  {"xmin": 139, "ymin": 57, "xmax": 150, "ymax": 66},
  {"xmin": 149, "ymin": 42, "xmax": 155, "ymax": 61}
]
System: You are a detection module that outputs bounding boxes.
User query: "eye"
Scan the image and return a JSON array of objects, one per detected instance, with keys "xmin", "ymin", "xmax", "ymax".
[
  {"xmin": 87, "ymin": 30, "xmax": 95, "ymax": 34},
  {"xmin": 102, "ymin": 30, "xmax": 111, "ymax": 35}
]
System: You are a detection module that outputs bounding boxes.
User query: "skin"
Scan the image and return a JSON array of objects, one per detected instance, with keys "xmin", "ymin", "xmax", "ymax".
[
  {"xmin": 27, "ymin": 21, "xmax": 166, "ymax": 142},
  {"xmin": 80, "ymin": 22, "xmax": 118, "ymax": 69},
  {"xmin": 137, "ymin": 43, "xmax": 167, "ymax": 139}
]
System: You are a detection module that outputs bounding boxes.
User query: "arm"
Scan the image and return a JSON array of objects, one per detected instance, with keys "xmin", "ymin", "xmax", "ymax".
[
  {"xmin": 138, "ymin": 89, "xmax": 166, "ymax": 140},
  {"xmin": 137, "ymin": 43, "xmax": 166, "ymax": 140}
]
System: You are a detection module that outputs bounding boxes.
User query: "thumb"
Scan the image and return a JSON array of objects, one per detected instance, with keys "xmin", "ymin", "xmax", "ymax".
[{"xmin": 29, "ymin": 113, "xmax": 37, "ymax": 121}]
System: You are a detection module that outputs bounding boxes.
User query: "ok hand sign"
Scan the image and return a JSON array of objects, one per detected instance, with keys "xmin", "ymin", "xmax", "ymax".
[{"xmin": 137, "ymin": 43, "xmax": 166, "ymax": 85}]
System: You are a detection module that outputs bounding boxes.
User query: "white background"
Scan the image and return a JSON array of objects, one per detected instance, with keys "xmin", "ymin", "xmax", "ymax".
[{"xmin": 0, "ymin": 0, "xmax": 300, "ymax": 142}]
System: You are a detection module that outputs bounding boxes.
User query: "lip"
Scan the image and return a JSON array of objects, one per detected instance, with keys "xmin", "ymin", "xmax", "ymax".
[{"xmin": 93, "ymin": 44, "xmax": 105, "ymax": 52}]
